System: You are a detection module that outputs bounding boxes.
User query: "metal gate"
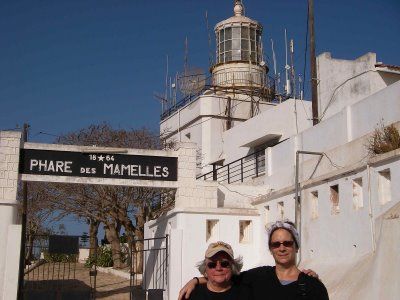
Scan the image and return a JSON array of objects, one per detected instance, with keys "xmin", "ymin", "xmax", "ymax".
[
  {"xmin": 21, "ymin": 234, "xmax": 96, "ymax": 300},
  {"xmin": 130, "ymin": 236, "xmax": 169, "ymax": 300},
  {"xmin": 20, "ymin": 234, "xmax": 169, "ymax": 300}
]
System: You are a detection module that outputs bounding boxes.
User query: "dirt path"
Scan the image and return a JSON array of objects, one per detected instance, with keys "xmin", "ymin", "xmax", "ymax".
[{"xmin": 24, "ymin": 262, "xmax": 134, "ymax": 299}]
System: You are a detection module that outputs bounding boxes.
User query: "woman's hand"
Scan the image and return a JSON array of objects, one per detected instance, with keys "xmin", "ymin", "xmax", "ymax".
[{"xmin": 302, "ymin": 269, "xmax": 319, "ymax": 278}]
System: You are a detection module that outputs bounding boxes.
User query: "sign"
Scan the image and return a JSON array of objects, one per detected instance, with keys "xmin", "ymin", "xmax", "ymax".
[
  {"xmin": 19, "ymin": 149, "xmax": 178, "ymax": 181},
  {"xmin": 48, "ymin": 235, "xmax": 79, "ymax": 254}
]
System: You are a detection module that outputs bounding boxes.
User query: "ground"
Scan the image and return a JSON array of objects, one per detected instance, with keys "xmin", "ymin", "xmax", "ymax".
[{"xmin": 24, "ymin": 262, "xmax": 135, "ymax": 299}]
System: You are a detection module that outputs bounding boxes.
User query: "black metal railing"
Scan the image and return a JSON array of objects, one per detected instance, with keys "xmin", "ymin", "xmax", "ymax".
[{"xmin": 197, "ymin": 149, "xmax": 266, "ymax": 184}]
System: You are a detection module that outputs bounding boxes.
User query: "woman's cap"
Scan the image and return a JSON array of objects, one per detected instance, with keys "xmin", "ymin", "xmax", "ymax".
[
  {"xmin": 205, "ymin": 241, "xmax": 234, "ymax": 259},
  {"xmin": 267, "ymin": 220, "xmax": 300, "ymax": 248}
]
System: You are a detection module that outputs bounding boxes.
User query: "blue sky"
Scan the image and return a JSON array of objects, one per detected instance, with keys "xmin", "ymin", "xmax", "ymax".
[
  {"xmin": 1, "ymin": 0, "xmax": 399, "ymax": 144},
  {"xmin": 1, "ymin": 1, "xmax": 399, "ymax": 235}
]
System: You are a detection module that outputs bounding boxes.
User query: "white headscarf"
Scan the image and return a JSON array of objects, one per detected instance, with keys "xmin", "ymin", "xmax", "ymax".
[{"xmin": 267, "ymin": 219, "xmax": 300, "ymax": 248}]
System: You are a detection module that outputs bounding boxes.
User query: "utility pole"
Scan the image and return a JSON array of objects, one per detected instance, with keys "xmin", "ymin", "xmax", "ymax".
[
  {"xmin": 309, "ymin": 0, "xmax": 319, "ymax": 125},
  {"xmin": 17, "ymin": 123, "xmax": 29, "ymax": 300}
]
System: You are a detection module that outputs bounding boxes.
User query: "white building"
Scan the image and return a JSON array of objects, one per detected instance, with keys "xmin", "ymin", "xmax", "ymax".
[{"xmin": 146, "ymin": 1, "xmax": 400, "ymax": 299}]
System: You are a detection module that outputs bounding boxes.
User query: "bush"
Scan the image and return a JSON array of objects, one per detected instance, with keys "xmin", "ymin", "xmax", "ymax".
[
  {"xmin": 84, "ymin": 246, "xmax": 113, "ymax": 268},
  {"xmin": 43, "ymin": 252, "xmax": 77, "ymax": 263},
  {"xmin": 368, "ymin": 123, "xmax": 400, "ymax": 155}
]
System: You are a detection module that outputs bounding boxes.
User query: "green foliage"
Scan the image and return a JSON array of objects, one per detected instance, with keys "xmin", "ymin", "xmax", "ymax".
[
  {"xmin": 43, "ymin": 252, "xmax": 77, "ymax": 263},
  {"xmin": 368, "ymin": 123, "xmax": 400, "ymax": 155},
  {"xmin": 84, "ymin": 246, "xmax": 114, "ymax": 268}
]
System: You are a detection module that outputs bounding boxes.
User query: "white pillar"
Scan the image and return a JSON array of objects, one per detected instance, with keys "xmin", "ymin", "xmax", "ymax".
[{"xmin": 0, "ymin": 131, "xmax": 22, "ymax": 300}]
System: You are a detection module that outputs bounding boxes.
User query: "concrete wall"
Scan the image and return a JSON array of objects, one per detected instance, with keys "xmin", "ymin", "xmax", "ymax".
[
  {"xmin": 160, "ymin": 92, "xmax": 276, "ymax": 173},
  {"xmin": 316, "ymin": 52, "xmax": 399, "ymax": 121},
  {"xmin": 223, "ymin": 99, "xmax": 312, "ymax": 164},
  {"xmin": 145, "ymin": 207, "xmax": 261, "ymax": 300},
  {"xmin": 2, "ymin": 225, "xmax": 22, "ymax": 300},
  {"xmin": 0, "ymin": 131, "xmax": 22, "ymax": 300}
]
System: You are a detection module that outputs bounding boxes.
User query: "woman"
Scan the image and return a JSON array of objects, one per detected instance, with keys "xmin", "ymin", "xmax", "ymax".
[
  {"xmin": 188, "ymin": 241, "xmax": 250, "ymax": 299},
  {"xmin": 180, "ymin": 220, "xmax": 328, "ymax": 300}
]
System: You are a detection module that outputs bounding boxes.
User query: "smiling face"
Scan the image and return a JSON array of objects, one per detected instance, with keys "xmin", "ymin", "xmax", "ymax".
[
  {"xmin": 205, "ymin": 251, "xmax": 233, "ymax": 290},
  {"xmin": 269, "ymin": 228, "xmax": 298, "ymax": 267}
]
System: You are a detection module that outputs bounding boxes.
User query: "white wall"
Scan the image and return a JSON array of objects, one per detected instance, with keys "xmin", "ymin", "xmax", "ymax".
[
  {"xmin": 2, "ymin": 225, "xmax": 22, "ymax": 300},
  {"xmin": 223, "ymin": 99, "xmax": 312, "ymax": 164},
  {"xmin": 317, "ymin": 52, "xmax": 399, "ymax": 121},
  {"xmin": 145, "ymin": 207, "xmax": 261, "ymax": 300},
  {"xmin": 0, "ymin": 131, "xmax": 22, "ymax": 300}
]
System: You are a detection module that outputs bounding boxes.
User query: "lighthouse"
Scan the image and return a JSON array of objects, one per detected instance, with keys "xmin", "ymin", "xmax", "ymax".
[{"xmin": 160, "ymin": 1, "xmax": 276, "ymax": 175}]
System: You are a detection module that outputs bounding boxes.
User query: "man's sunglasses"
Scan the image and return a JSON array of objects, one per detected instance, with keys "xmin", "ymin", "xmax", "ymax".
[
  {"xmin": 206, "ymin": 260, "xmax": 231, "ymax": 269},
  {"xmin": 270, "ymin": 240, "xmax": 295, "ymax": 249}
]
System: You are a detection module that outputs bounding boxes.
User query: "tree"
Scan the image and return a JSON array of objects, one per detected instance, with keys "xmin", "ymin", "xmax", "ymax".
[
  {"xmin": 43, "ymin": 123, "xmax": 175, "ymax": 269},
  {"xmin": 22, "ymin": 182, "xmax": 53, "ymax": 263}
]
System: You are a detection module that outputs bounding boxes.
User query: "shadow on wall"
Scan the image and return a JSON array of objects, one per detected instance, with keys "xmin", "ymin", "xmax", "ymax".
[{"xmin": 325, "ymin": 201, "xmax": 400, "ymax": 299}]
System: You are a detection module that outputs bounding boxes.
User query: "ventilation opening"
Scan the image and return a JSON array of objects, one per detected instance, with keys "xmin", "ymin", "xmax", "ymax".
[
  {"xmin": 378, "ymin": 169, "xmax": 391, "ymax": 205},
  {"xmin": 330, "ymin": 184, "xmax": 340, "ymax": 215},
  {"xmin": 239, "ymin": 220, "xmax": 252, "ymax": 244},
  {"xmin": 352, "ymin": 178, "xmax": 363, "ymax": 209},
  {"xmin": 310, "ymin": 191, "xmax": 319, "ymax": 219},
  {"xmin": 264, "ymin": 205, "xmax": 270, "ymax": 227},
  {"xmin": 206, "ymin": 220, "xmax": 219, "ymax": 242},
  {"xmin": 277, "ymin": 201, "xmax": 284, "ymax": 220}
]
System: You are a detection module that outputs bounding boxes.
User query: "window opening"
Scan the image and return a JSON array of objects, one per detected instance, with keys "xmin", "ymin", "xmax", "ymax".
[
  {"xmin": 310, "ymin": 191, "xmax": 319, "ymax": 219},
  {"xmin": 352, "ymin": 178, "xmax": 363, "ymax": 209},
  {"xmin": 239, "ymin": 220, "xmax": 252, "ymax": 244},
  {"xmin": 206, "ymin": 220, "xmax": 219, "ymax": 242},
  {"xmin": 330, "ymin": 184, "xmax": 340, "ymax": 215},
  {"xmin": 378, "ymin": 169, "xmax": 391, "ymax": 205}
]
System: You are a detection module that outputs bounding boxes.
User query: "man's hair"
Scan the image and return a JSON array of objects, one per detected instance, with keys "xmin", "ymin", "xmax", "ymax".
[{"xmin": 196, "ymin": 256, "xmax": 243, "ymax": 276}]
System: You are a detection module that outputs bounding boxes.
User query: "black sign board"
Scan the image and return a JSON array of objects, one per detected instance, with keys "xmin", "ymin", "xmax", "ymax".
[
  {"xmin": 19, "ymin": 149, "xmax": 178, "ymax": 181},
  {"xmin": 48, "ymin": 235, "xmax": 79, "ymax": 254}
]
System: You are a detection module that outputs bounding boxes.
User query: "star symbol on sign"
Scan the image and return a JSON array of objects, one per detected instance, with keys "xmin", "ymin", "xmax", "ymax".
[{"xmin": 98, "ymin": 155, "xmax": 105, "ymax": 161}]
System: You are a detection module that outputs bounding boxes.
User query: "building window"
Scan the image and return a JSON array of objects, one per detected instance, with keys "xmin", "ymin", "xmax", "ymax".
[
  {"xmin": 330, "ymin": 184, "xmax": 340, "ymax": 215},
  {"xmin": 239, "ymin": 220, "xmax": 252, "ymax": 244},
  {"xmin": 206, "ymin": 220, "xmax": 219, "ymax": 242},
  {"xmin": 352, "ymin": 178, "xmax": 363, "ymax": 209},
  {"xmin": 310, "ymin": 191, "xmax": 319, "ymax": 219},
  {"xmin": 277, "ymin": 201, "xmax": 284, "ymax": 220},
  {"xmin": 378, "ymin": 169, "xmax": 391, "ymax": 205}
]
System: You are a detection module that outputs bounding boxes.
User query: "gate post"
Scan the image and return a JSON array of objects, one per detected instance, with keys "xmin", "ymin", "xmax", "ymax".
[
  {"xmin": 175, "ymin": 143, "xmax": 197, "ymax": 208},
  {"xmin": 0, "ymin": 131, "xmax": 23, "ymax": 300}
]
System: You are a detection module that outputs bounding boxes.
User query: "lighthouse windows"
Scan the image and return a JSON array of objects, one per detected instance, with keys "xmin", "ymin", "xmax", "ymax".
[{"xmin": 216, "ymin": 25, "xmax": 262, "ymax": 64}]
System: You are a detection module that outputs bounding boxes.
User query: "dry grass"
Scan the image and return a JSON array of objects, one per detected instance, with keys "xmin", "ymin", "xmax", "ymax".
[{"xmin": 367, "ymin": 123, "xmax": 400, "ymax": 156}]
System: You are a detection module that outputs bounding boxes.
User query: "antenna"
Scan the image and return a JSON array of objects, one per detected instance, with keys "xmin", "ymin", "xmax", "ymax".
[
  {"xmin": 284, "ymin": 29, "xmax": 291, "ymax": 96},
  {"xmin": 165, "ymin": 54, "xmax": 169, "ymax": 104},
  {"xmin": 205, "ymin": 10, "xmax": 213, "ymax": 68},
  {"xmin": 184, "ymin": 37, "xmax": 188, "ymax": 75},
  {"xmin": 298, "ymin": 74, "xmax": 303, "ymax": 100},
  {"xmin": 290, "ymin": 39, "xmax": 296, "ymax": 98},
  {"xmin": 271, "ymin": 39, "xmax": 277, "ymax": 78}
]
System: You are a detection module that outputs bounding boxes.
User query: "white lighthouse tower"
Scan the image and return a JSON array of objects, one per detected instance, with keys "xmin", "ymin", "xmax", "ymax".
[{"xmin": 160, "ymin": 0, "xmax": 276, "ymax": 174}]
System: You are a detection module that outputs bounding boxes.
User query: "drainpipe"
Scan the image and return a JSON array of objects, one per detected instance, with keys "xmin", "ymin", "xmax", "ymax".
[
  {"xmin": 367, "ymin": 164, "xmax": 376, "ymax": 252},
  {"xmin": 295, "ymin": 150, "xmax": 323, "ymax": 266}
]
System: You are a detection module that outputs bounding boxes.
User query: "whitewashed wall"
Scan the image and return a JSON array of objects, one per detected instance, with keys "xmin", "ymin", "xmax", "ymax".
[
  {"xmin": 145, "ymin": 208, "xmax": 261, "ymax": 300},
  {"xmin": 0, "ymin": 131, "xmax": 22, "ymax": 300}
]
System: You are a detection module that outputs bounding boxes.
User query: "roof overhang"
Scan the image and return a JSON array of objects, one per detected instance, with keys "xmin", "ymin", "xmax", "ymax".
[{"xmin": 241, "ymin": 134, "xmax": 282, "ymax": 148}]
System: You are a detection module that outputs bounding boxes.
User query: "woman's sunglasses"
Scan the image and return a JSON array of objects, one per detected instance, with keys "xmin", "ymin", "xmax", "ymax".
[
  {"xmin": 270, "ymin": 240, "xmax": 295, "ymax": 249},
  {"xmin": 206, "ymin": 260, "xmax": 231, "ymax": 269}
]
